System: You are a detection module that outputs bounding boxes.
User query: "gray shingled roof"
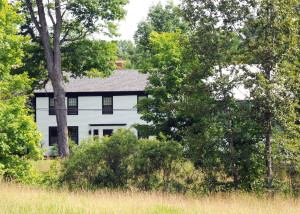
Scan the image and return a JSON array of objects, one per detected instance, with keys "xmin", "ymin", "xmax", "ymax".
[{"xmin": 35, "ymin": 70, "xmax": 149, "ymax": 93}]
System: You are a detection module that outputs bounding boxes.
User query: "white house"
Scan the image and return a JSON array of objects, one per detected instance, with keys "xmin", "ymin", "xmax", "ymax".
[{"xmin": 34, "ymin": 70, "xmax": 149, "ymax": 153}]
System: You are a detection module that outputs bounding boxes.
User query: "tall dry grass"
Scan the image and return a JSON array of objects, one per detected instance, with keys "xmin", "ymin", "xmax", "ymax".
[{"xmin": 0, "ymin": 182, "xmax": 299, "ymax": 214}]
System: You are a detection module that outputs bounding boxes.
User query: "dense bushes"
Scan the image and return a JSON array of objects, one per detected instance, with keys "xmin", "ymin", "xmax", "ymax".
[
  {"xmin": 59, "ymin": 129, "xmax": 197, "ymax": 192},
  {"xmin": 132, "ymin": 137, "xmax": 183, "ymax": 191},
  {"xmin": 60, "ymin": 129, "xmax": 138, "ymax": 188},
  {"xmin": 56, "ymin": 129, "xmax": 300, "ymax": 195},
  {"xmin": 11, "ymin": 128, "xmax": 296, "ymax": 196}
]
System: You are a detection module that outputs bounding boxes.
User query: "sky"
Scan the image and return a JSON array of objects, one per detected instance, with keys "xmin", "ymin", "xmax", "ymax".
[{"xmin": 101, "ymin": 0, "xmax": 181, "ymax": 42}]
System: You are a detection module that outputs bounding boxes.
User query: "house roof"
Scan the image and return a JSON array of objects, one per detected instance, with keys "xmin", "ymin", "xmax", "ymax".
[{"xmin": 34, "ymin": 70, "xmax": 149, "ymax": 94}]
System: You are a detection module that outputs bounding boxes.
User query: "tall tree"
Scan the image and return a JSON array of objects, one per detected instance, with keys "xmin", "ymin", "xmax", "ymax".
[
  {"xmin": 241, "ymin": 0, "xmax": 299, "ymax": 195},
  {"xmin": 19, "ymin": 0, "xmax": 128, "ymax": 158},
  {"xmin": 0, "ymin": 0, "xmax": 27, "ymax": 75},
  {"xmin": 136, "ymin": 30, "xmax": 195, "ymax": 140},
  {"xmin": 181, "ymin": 0, "xmax": 244, "ymax": 189},
  {"xmin": 132, "ymin": 1, "xmax": 189, "ymax": 68},
  {"xmin": 11, "ymin": 39, "xmax": 118, "ymax": 89},
  {"xmin": 182, "ymin": 0, "xmax": 300, "ymax": 194},
  {"xmin": 0, "ymin": 0, "xmax": 43, "ymax": 179}
]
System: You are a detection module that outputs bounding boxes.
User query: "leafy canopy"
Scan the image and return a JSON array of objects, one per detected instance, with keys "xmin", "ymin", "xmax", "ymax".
[
  {"xmin": 0, "ymin": 0, "xmax": 28, "ymax": 74},
  {"xmin": 0, "ymin": 0, "xmax": 43, "ymax": 179}
]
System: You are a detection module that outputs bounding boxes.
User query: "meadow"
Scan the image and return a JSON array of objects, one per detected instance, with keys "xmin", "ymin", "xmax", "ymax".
[{"xmin": 0, "ymin": 181, "xmax": 299, "ymax": 214}]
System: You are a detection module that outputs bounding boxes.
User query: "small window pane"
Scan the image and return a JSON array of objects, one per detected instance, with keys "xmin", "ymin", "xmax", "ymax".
[
  {"xmin": 50, "ymin": 98, "xmax": 55, "ymax": 106},
  {"xmin": 68, "ymin": 126, "xmax": 78, "ymax": 144},
  {"xmin": 102, "ymin": 96, "xmax": 113, "ymax": 114},
  {"xmin": 93, "ymin": 129, "xmax": 99, "ymax": 136},
  {"xmin": 49, "ymin": 127, "xmax": 58, "ymax": 146},
  {"xmin": 103, "ymin": 97, "xmax": 112, "ymax": 105},
  {"xmin": 49, "ymin": 98, "xmax": 55, "ymax": 115},
  {"xmin": 68, "ymin": 97, "xmax": 77, "ymax": 106},
  {"xmin": 68, "ymin": 97, "xmax": 78, "ymax": 115}
]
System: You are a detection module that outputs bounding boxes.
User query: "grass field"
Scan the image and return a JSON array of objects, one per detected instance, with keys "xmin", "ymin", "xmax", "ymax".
[
  {"xmin": 30, "ymin": 159, "xmax": 56, "ymax": 172},
  {"xmin": 0, "ymin": 182, "xmax": 299, "ymax": 214}
]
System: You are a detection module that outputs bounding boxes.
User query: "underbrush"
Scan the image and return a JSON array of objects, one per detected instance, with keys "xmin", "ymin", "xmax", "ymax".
[{"xmin": 2, "ymin": 129, "xmax": 299, "ymax": 198}]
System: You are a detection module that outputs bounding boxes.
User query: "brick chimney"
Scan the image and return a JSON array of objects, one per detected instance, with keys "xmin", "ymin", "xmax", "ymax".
[{"xmin": 115, "ymin": 62, "xmax": 124, "ymax": 70}]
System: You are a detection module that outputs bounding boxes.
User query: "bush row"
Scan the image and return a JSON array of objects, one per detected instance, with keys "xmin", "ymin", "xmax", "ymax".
[
  {"xmin": 59, "ymin": 129, "xmax": 201, "ymax": 193},
  {"xmin": 3, "ymin": 129, "xmax": 299, "ymax": 196}
]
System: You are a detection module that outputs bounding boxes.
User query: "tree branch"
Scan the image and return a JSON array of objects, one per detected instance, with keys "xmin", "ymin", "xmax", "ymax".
[
  {"xmin": 63, "ymin": 31, "xmax": 88, "ymax": 42},
  {"xmin": 61, "ymin": 8, "xmax": 67, "ymax": 19},
  {"xmin": 60, "ymin": 29, "xmax": 89, "ymax": 44},
  {"xmin": 47, "ymin": 0, "xmax": 56, "ymax": 26},
  {"xmin": 36, "ymin": 0, "xmax": 49, "ymax": 35},
  {"xmin": 25, "ymin": 0, "xmax": 42, "ymax": 34},
  {"xmin": 59, "ymin": 28, "xmax": 70, "ymax": 45},
  {"xmin": 35, "ymin": 0, "xmax": 54, "ymax": 67},
  {"xmin": 51, "ymin": 0, "xmax": 63, "ymax": 76}
]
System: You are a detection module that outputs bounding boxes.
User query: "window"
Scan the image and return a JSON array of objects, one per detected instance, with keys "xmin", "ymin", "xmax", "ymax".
[
  {"xmin": 49, "ymin": 126, "xmax": 78, "ymax": 146},
  {"xmin": 138, "ymin": 131, "xmax": 148, "ymax": 139},
  {"xmin": 68, "ymin": 97, "xmax": 78, "ymax": 115},
  {"xmin": 93, "ymin": 129, "xmax": 99, "ymax": 136},
  {"xmin": 49, "ymin": 127, "xmax": 58, "ymax": 146},
  {"xmin": 49, "ymin": 98, "xmax": 55, "ymax": 115},
  {"xmin": 103, "ymin": 129, "xmax": 113, "ymax": 137},
  {"xmin": 68, "ymin": 126, "xmax": 79, "ymax": 144},
  {"xmin": 137, "ymin": 95, "xmax": 147, "ymax": 112},
  {"xmin": 102, "ymin": 96, "xmax": 113, "ymax": 114}
]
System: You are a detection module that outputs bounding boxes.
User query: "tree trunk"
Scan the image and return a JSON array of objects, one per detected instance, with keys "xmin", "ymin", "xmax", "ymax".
[
  {"xmin": 265, "ymin": 1, "xmax": 273, "ymax": 197},
  {"xmin": 211, "ymin": 19, "xmax": 238, "ymax": 190},
  {"xmin": 50, "ymin": 70, "xmax": 69, "ymax": 159},
  {"xmin": 52, "ymin": 0, "xmax": 69, "ymax": 159},
  {"xmin": 227, "ymin": 108, "xmax": 238, "ymax": 190},
  {"xmin": 265, "ymin": 94, "xmax": 273, "ymax": 197},
  {"xmin": 26, "ymin": 0, "xmax": 69, "ymax": 158},
  {"xmin": 266, "ymin": 124, "xmax": 273, "ymax": 197}
]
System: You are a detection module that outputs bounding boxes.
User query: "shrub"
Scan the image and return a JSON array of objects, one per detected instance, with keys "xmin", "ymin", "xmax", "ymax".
[
  {"xmin": 132, "ymin": 137, "xmax": 183, "ymax": 191},
  {"xmin": 0, "ymin": 74, "xmax": 44, "ymax": 181},
  {"xmin": 59, "ymin": 129, "xmax": 138, "ymax": 189}
]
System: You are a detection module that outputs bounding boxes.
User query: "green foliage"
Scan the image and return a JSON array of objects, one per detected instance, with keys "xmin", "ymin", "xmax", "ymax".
[
  {"xmin": 20, "ymin": 0, "xmax": 128, "ymax": 40},
  {"xmin": 40, "ymin": 159, "xmax": 60, "ymax": 186},
  {"xmin": 12, "ymin": 39, "xmax": 119, "ymax": 89},
  {"xmin": 12, "ymin": 38, "xmax": 119, "ymax": 89},
  {"xmin": 115, "ymin": 40, "xmax": 135, "ymax": 60},
  {"xmin": 132, "ymin": 137, "xmax": 183, "ymax": 190},
  {"xmin": 10, "ymin": 43, "xmax": 47, "ymax": 89},
  {"xmin": 0, "ymin": 74, "xmax": 44, "ymax": 180},
  {"xmin": 61, "ymin": 39, "xmax": 118, "ymax": 78},
  {"xmin": 0, "ymin": 0, "xmax": 43, "ymax": 181},
  {"xmin": 64, "ymin": 0, "xmax": 128, "ymax": 37},
  {"xmin": 181, "ymin": 0, "xmax": 300, "ymax": 194},
  {"xmin": 58, "ymin": 129, "xmax": 200, "ymax": 193},
  {"xmin": 49, "ymin": 138, "xmax": 78, "ymax": 157},
  {"xmin": 135, "ymin": 31, "xmax": 192, "ymax": 140},
  {"xmin": 60, "ymin": 129, "xmax": 138, "ymax": 189},
  {"xmin": 132, "ymin": 1, "xmax": 189, "ymax": 68},
  {"xmin": 15, "ymin": 0, "xmax": 128, "ymax": 90},
  {"xmin": 0, "ymin": 0, "xmax": 28, "ymax": 74}
]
